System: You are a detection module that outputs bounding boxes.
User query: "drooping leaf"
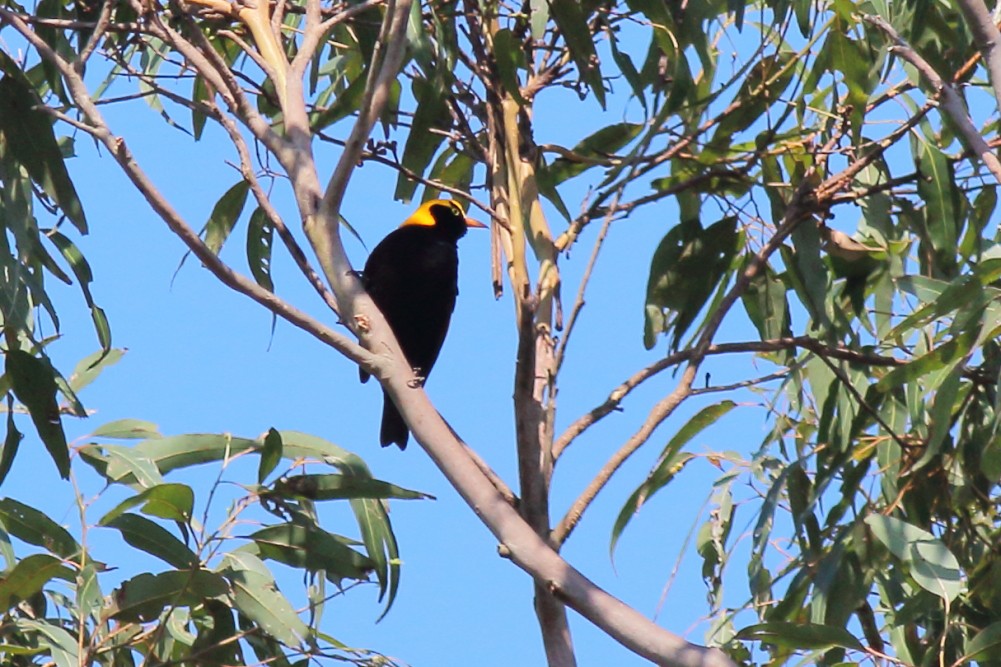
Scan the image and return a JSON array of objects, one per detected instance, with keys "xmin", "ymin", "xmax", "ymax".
[
  {"xmin": 865, "ymin": 515, "xmax": 963, "ymax": 601},
  {"xmin": 0, "ymin": 498, "xmax": 79, "ymax": 558},
  {"xmin": 271, "ymin": 473, "xmax": 432, "ymax": 501},
  {"xmin": 492, "ymin": 28, "xmax": 526, "ymax": 104},
  {"xmin": 741, "ymin": 262, "xmax": 791, "ymax": 340},
  {"xmin": 257, "ymin": 427, "xmax": 282, "ymax": 484},
  {"xmin": 204, "ymin": 181, "xmax": 251, "ymax": 255},
  {"xmin": 191, "ymin": 599, "xmax": 243, "ymax": 665},
  {"xmin": 966, "ymin": 621, "xmax": 1001, "ymax": 662},
  {"xmin": 67, "ymin": 348, "xmax": 124, "ymax": 393},
  {"xmin": 0, "ymin": 59, "xmax": 87, "ymax": 233},
  {"xmin": 644, "ymin": 217, "xmax": 740, "ymax": 350},
  {"xmin": 550, "ymin": 122, "xmax": 642, "ymax": 184},
  {"xmin": 246, "ymin": 207, "xmax": 275, "ymax": 293},
  {"xmin": 914, "ymin": 139, "xmax": 959, "ymax": 268},
  {"xmin": 350, "ymin": 496, "xmax": 400, "ymax": 619},
  {"xmin": 736, "ymin": 621, "xmax": 864, "ymax": 651},
  {"xmin": 612, "ymin": 401, "xmax": 735, "ymax": 555},
  {"xmin": 99, "ymin": 483, "xmax": 194, "ymax": 525},
  {"xmin": 219, "ymin": 552, "xmax": 308, "ymax": 647},
  {"xmin": 244, "ymin": 523, "xmax": 375, "ymax": 583},
  {"xmin": 4, "ymin": 350, "xmax": 68, "ymax": 478},
  {"xmin": 0, "ymin": 401, "xmax": 23, "ymax": 487},
  {"xmin": 90, "ymin": 418, "xmax": 162, "ymax": 440},
  {"xmin": 110, "ymin": 570, "xmax": 229, "ymax": 622},
  {"xmin": 0, "ymin": 554, "xmax": 74, "ymax": 611},
  {"xmin": 395, "ymin": 77, "xmax": 450, "ymax": 202},
  {"xmin": 547, "ymin": 0, "xmax": 605, "ymax": 107},
  {"xmin": 102, "ymin": 514, "xmax": 198, "ymax": 569},
  {"xmin": 45, "ymin": 230, "xmax": 111, "ymax": 350},
  {"xmin": 710, "ymin": 52, "xmax": 796, "ymax": 145},
  {"xmin": 15, "ymin": 620, "xmax": 78, "ymax": 667}
]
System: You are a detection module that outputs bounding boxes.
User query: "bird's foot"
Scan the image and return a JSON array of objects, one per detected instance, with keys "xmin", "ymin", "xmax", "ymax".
[
  {"xmin": 354, "ymin": 314, "xmax": 371, "ymax": 333},
  {"xmin": 407, "ymin": 368, "xmax": 427, "ymax": 388}
]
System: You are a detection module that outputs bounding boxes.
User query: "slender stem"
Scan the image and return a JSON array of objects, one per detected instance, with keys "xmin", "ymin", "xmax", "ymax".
[
  {"xmin": 863, "ymin": 14, "xmax": 1001, "ymax": 185},
  {"xmin": 953, "ymin": 0, "xmax": 1001, "ymax": 112},
  {"xmin": 0, "ymin": 7, "xmax": 371, "ymax": 368}
]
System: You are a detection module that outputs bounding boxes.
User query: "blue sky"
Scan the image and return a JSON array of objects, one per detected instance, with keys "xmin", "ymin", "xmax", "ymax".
[{"xmin": 1, "ymin": 30, "xmax": 785, "ymax": 667}]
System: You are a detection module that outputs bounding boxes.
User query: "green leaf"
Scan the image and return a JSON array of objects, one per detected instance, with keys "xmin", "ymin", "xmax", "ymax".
[
  {"xmin": 191, "ymin": 75, "xmax": 209, "ymax": 140},
  {"xmin": 0, "ymin": 498, "xmax": 79, "ymax": 558},
  {"xmin": 220, "ymin": 552, "xmax": 308, "ymax": 646},
  {"xmin": 611, "ymin": 402, "xmax": 735, "ymax": 555},
  {"xmin": 0, "ymin": 554, "xmax": 74, "ymax": 610},
  {"xmin": 4, "ymin": 350, "xmax": 68, "ymax": 478},
  {"xmin": 530, "ymin": 0, "xmax": 549, "ymax": 40},
  {"xmin": 83, "ymin": 430, "xmax": 370, "ymax": 483},
  {"xmin": 244, "ymin": 523, "xmax": 374, "ymax": 583},
  {"xmin": 788, "ymin": 218, "xmax": 830, "ymax": 330},
  {"xmin": 644, "ymin": 218, "xmax": 739, "ymax": 350},
  {"xmin": 0, "ymin": 64, "xmax": 87, "ymax": 233},
  {"xmin": 607, "ymin": 29, "xmax": 646, "ymax": 108},
  {"xmin": 110, "ymin": 570, "xmax": 229, "ymax": 622},
  {"xmin": 0, "ymin": 402, "xmax": 23, "ymax": 487},
  {"xmin": 99, "ymin": 483, "xmax": 194, "ymax": 525},
  {"xmin": 91, "ymin": 418, "xmax": 162, "ymax": 439},
  {"xmin": 711, "ymin": 52, "xmax": 796, "ymax": 144},
  {"xmin": 45, "ymin": 230, "xmax": 111, "ymax": 349},
  {"xmin": 741, "ymin": 262, "xmax": 791, "ymax": 340},
  {"xmin": 15, "ymin": 619, "xmax": 78, "ymax": 667},
  {"xmin": 67, "ymin": 348, "xmax": 124, "ymax": 393},
  {"xmin": 351, "ymin": 497, "xmax": 399, "ymax": 619},
  {"xmin": 875, "ymin": 330, "xmax": 976, "ymax": 392},
  {"xmin": 736, "ymin": 621, "xmax": 863, "ymax": 651},
  {"xmin": 310, "ymin": 70, "xmax": 368, "ymax": 131},
  {"xmin": 547, "ymin": 0, "xmax": 605, "ymax": 107},
  {"xmin": 914, "ymin": 139, "xmax": 958, "ymax": 261},
  {"xmin": 865, "ymin": 515, "xmax": 963, "ymax": 601},
  {"xmin": 549, "ymin": 122, "xmax": 642, "ymax": 184},
  {"xmin": 824, "ymin": 28, "xmax": 871, "ymax": 139},
  {"xmin": 204, "ymin": 181, "xmax": 251, "ymax": 255},
  {"xmin": 395, "ymin": 77, "xmax": 450, "ymax": 202},
  {"xmin": 258, "ymin": 427, "xmax": 282, "ymax": 484},
  {"xmin": 191, "ymin": 598, "xmax": 243, "ymax": 664},
  {"xmin": 246, "ymin": 207, "xmax": 275, "ymax": 292},
  {"xmin": 103, "ymin": 514, "xmax": 198, "ymax": 569},
  {"xmin": 492, "ymin": 29, "xmax": 526, "ymax": 104},
  {"xmin": 533, "ymin": 155, "xmax": 572, "ymax": 221},
  {"xmin": 271, "ymin": 473, "xmax": 431, "ymax": 501},
  {"xmin": 967, "ymin": 621, "xmax": 1001, "ymax": 661},
  {"xmin": 86, "ymin": 443, "xmax": 164, "ymax": 487}
]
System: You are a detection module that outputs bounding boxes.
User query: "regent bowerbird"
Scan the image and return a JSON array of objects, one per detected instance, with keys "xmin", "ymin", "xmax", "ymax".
[{"xmin": 359, "ymin": 198, "xmax": 486, "ymax": 449}]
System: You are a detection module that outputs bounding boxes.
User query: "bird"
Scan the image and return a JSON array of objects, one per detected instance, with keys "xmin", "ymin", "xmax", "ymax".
[{"xmin": 359, "ymin": 198, "xmax": 486, "ymax": 449}]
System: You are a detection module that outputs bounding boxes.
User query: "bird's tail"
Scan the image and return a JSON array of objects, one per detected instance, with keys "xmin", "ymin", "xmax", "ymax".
[{"xmin": 380, "ymin": 390, "xmax": 409, "ymax": 450}]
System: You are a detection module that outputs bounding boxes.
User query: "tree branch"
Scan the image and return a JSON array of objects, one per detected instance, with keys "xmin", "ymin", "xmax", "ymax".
[
  {"xmin": 863, "ymin": 13, "xmax": 1001, "ymax": 185},
  {"xmin": 953, "ymin": 0, "xmax": 1001, "ymax": 111},
  {"xmin": 0, "ymin": 6, "xmax": 373, "ymax": 369}
]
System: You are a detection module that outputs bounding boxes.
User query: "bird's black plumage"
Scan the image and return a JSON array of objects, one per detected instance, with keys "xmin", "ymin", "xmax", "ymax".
[{"xmin": 360, "ymin": 200, "xmax": 483, "ymax": 449}]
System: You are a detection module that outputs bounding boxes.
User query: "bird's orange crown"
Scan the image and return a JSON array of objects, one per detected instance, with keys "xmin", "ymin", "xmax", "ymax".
[{"xmin": 401, "ymin": 199, "xmax": 487, "ymax": 229}]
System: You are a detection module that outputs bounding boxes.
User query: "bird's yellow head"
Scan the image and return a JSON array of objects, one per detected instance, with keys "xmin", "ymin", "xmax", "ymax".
[{"xmin": 401, "ymin": 199, "xmax": 487, "ymax": 233}]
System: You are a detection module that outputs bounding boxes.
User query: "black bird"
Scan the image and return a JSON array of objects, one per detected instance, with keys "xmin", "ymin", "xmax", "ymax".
[{"xmin": 359, "ymin": 199, "xmax": 486, "ymax": 449}]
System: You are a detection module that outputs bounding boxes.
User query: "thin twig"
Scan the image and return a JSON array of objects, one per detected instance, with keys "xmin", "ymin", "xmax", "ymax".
[
  {"xmin": 211, "ymin": 98, "xmax": 342, "ymax": 314},
  {"xmin": 863, "ymin": 13, "xmax": 1001, "ymax": 185},
  {"xmin": 0, "ymin": 7, "xmax": 372, "ymax": 369},
  {"xmin": 953, "ymin": 0, "xmax": 1001, "ymax": 111}
]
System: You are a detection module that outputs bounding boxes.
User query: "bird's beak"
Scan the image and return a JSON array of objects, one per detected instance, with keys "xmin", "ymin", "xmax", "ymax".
[{"xmin": 465, "ymin": 217, "xmax": 488, "ymax": 229}]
